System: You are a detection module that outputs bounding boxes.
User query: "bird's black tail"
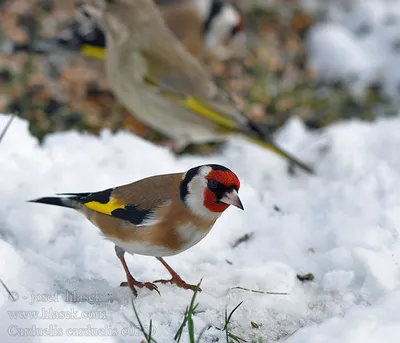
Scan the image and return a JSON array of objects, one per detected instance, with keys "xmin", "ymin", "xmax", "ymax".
[{"xmin": 28, "ymin": 196, "xmax": 75, "ymax": 208}]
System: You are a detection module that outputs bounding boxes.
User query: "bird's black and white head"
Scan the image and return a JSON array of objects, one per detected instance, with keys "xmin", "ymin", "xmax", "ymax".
[
  {"xmin": 180, "ymin": 164, "xmax": 243, "ymax": 219},
  {"xmin": 198, "ymin": 0, "xmax": 245, "ymax": 50}
]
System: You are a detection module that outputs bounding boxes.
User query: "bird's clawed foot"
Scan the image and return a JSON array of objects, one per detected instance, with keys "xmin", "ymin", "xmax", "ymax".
[
  {"xmin": 153, "ymin": 276, "xmax": 201, "ymax": 292},
  {"xmin": 120, "ymin": 275, "xmax": 160, "ymax": 296}
]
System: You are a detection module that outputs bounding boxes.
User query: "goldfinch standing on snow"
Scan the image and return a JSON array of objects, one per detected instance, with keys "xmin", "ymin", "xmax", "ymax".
[
  {"xmin": 29, "ymin": 164, "xmax": 243, "ymax": 296},
  {"xmin": 88, "ymin": 0, "xmax": 314, "ymax": 174}
]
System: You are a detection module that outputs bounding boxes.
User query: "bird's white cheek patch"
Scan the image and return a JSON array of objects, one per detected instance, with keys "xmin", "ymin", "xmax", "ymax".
[
  {"xmin": 185, "ymin": 166, "xmax": 221, "ymax": 220},
  {"xmin": 206, "ymin": 4, "xmax": 241, "ymax": 49}
]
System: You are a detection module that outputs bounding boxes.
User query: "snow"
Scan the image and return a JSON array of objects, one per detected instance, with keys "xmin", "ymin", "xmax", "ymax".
[
  {"xmin": 0, "ymin": 113, "xmax": 400, "ymax": 342},
  {"xmin": 304, "ymin": 0, "xmax": 400, "ymax": 97}
]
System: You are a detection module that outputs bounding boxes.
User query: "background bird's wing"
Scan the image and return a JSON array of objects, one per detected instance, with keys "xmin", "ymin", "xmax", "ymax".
[
  {"xmin": 65, "ymin": 173, "xmax": 183, "ymax": 226},
  {"xmin": 101, "ymin": 0, "xmax": 315, "ymax": 174},
  {"xmin": 143, "ymin": 72, "xmax": 315, "ymax": 173},
  {"xmin": 141, "ymin": 44, "xmax": 212, "ymax": 98},
  {"xmin": 142, "ymin": 45, "xmax": 312, "ymax": 163},
  {"xmin": 101, "ymin": 0, "xmax": 250, "ymax": 130},
  {"xmin": 159, "ymin": 0, "xmax": 204, "ymax": 58},
  {"xmin": 142, "ymin": 48, "xmax": 252, "ymax": 128}
]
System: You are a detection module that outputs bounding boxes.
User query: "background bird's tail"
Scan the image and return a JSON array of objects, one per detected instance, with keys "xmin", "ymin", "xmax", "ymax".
[
  {"xmin": 185, "ymin": 93, "xmax": 316, "ymax": 175},
  {"xmin": 248, "ymin": 137, "xmax": 315, "ymax": 175}
]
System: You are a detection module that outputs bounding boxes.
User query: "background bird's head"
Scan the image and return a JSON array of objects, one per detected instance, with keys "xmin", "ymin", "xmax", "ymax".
[
  {"xmin": 202, "ymin": 0, "xmax": 245, "ymax": 50},
  {"xmin": 180, "ymin": 164, "xmax": 243, "ymax": 219}
]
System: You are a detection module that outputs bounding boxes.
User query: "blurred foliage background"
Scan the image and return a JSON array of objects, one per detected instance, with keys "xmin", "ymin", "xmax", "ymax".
[{"xmin": 0, "ymin": 0, "xmax": 396, "ymax": 152}]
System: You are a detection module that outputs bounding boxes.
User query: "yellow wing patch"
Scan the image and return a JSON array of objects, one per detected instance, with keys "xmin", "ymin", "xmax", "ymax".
[
  {"xmin": 184, "ymin": 97, "xmax": 238, "ymax": 130},
  {"xmin": 84, "ymin": 196, "xmax": 125, "ymax": 215},
  {"xmin": 80, "ymin": 45, "xmax": 106, "ymax": 60},
  {"xmin": 142, "ymin": 73, "xmax": 238, "ymax": 131}
]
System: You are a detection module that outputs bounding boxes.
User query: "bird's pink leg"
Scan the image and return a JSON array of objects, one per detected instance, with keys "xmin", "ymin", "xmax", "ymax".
[
  {"xmin": 153, "ymin": 257, "xmax": 201, "ymax": 292},
  {"xmin": 118, "ymin": 255, "xmax": 160, "ymax": 295},
  {"xmin": 115, "ymin": 245, "xmax": 159, "ymax": 296}
]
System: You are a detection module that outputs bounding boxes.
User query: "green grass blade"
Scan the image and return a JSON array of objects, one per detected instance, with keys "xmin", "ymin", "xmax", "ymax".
[
  {"xmin": 149, "ymin": 319, "xmax": 153, "ymax": 341},
  {"xmin": 123, "ymin": 300, "xmax": 158, "ymax": 343},
  {"xmin": 223, "ymin": 301, "xmax": 245, "ymax": 343},
  {"xmin": 188, "ymin": 316, "xmax": 195, "ymax": 343},
  {"xmin": 223, "ymin": 301, "xmax": 243, "ymax": 331},
  {"xmin": 174, "ymin": 306, "xmax": 189, "ymax": 342},
  {"xmin": 174, "ymin": 279, "xmax": 203, "ymax": 342},
  {"xmin": 228, "ymin": 332, "xmax": 246, "ymax": 342},
  {"xmin": 225, "ymin": 309, "xmax": 229, "ymax": 343}
]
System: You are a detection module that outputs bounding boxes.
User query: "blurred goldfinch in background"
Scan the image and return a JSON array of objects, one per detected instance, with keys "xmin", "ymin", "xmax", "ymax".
[
  {"xmin": 0, "ymin": 0, "xmax": 314, "ymax": 174},
  {"xmin": 83, "ymin": 0, "xmax": 314, "ymax": 174}
]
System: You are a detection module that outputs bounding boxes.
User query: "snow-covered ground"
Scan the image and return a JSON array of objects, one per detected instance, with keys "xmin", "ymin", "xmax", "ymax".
[
  {"xmin": 0, "ymin": 113, "xmax": 400, "ymax": 342},
  {"xmin": 304, "ymin": 0, "xmax": 400, "ymax": 98}
]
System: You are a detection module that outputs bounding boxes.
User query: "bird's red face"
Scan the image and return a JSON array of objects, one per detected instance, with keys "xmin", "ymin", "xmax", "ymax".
[
  {"xmin": 204, "ymin": 168, "xmax": 242, "ymax": 213},
  {"xmin": 181, "ymin": 164, "xmax": 243, "ymax": 219}
]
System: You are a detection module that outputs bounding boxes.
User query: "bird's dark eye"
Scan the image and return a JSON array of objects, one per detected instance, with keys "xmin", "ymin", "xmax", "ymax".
[{"xmin": 208, "ymin": 179, "xmax": 219, "ymax": 189}]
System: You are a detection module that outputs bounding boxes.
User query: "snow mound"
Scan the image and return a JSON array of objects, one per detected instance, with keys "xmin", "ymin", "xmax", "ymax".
[{"xmin": 0, "ymin": 114, "xmax": 399, "ymax": 342}]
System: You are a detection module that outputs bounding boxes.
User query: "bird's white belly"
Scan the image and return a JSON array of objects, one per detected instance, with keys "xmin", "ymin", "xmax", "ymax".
[
  {"xmin": 111, "ymin": 239, "xmax": 178, "ymax": 257},
  {"xmin": 110, "ymin": 223, "xmax": 211, "ymax": 257}
]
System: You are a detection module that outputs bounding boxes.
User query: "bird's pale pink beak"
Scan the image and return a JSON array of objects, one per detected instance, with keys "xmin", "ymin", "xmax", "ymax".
[{"xmin": 220, "ymin": 189, "xmax": 244, "ymax": 210}]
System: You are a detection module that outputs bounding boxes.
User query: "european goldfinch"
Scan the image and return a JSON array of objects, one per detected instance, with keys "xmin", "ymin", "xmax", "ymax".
[
  {"xmin": 29, "ymin": 164, "xmax": 243, "ymax": 296},
  {"xmin": 92, "ymin": 0, "xmax": 314, "ymax": 174},
  {"xmin": 4, "ymin": 0, "xmax": 244, "ymax": 61}
]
